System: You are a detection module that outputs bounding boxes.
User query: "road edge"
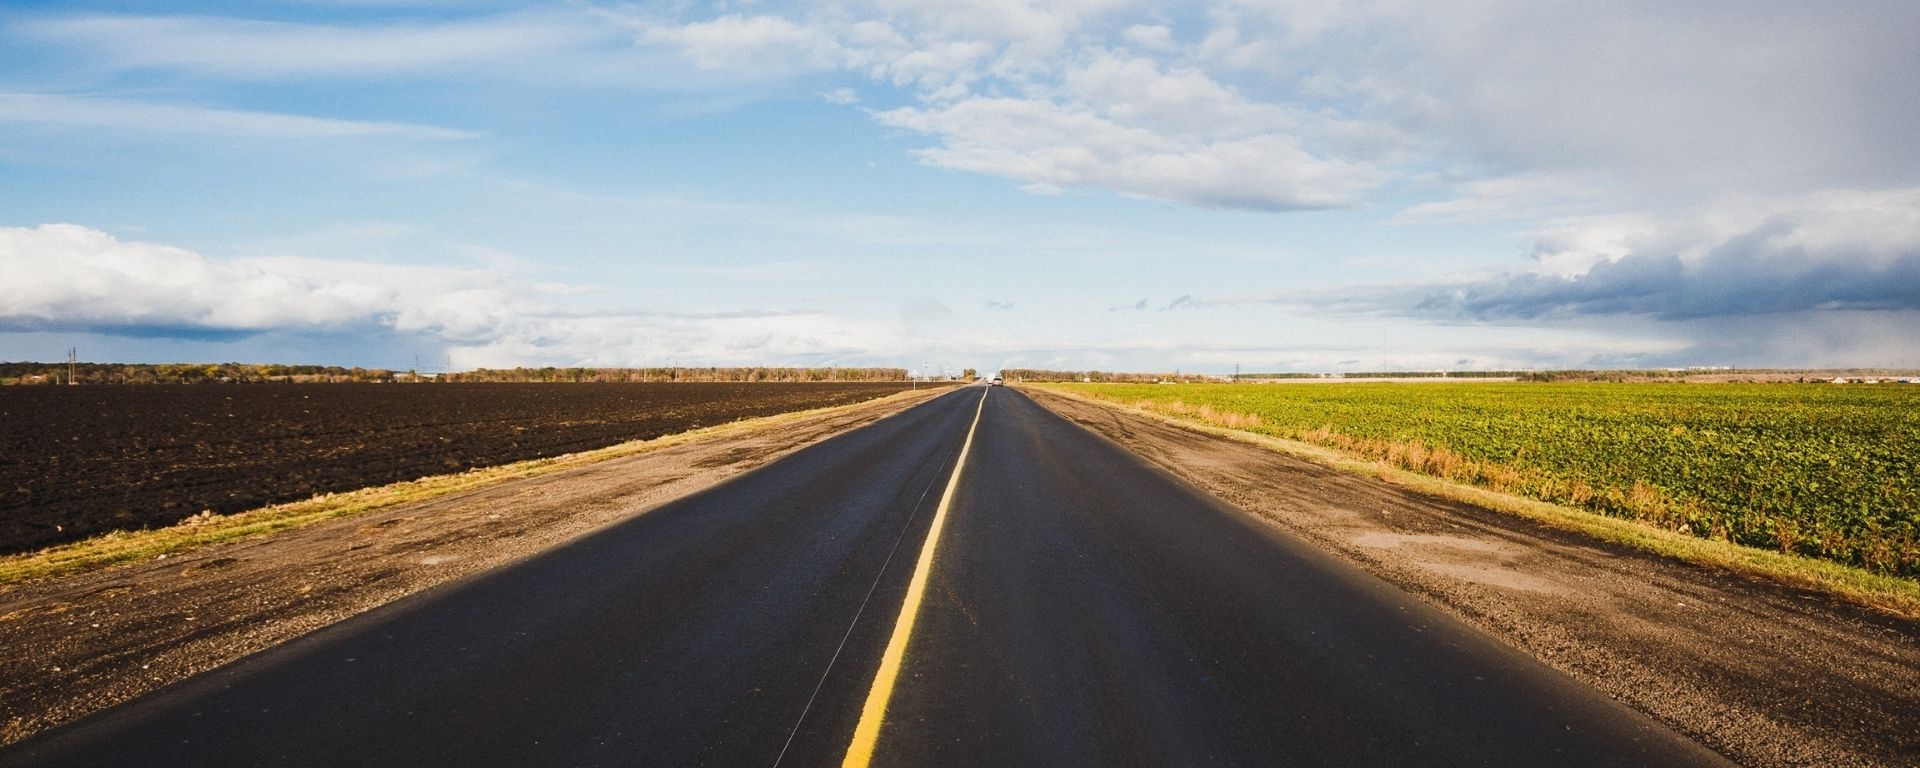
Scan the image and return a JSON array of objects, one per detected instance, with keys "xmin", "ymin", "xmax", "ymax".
[{"xmin": 1, "ymin": 386, "xmax": 955, "ymax": 747}]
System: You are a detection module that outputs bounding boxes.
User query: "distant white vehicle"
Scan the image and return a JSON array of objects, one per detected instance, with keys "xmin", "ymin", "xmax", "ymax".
[{"xmin": 990, "ymin": 377, "xmax": 1004, "ymax": 386}]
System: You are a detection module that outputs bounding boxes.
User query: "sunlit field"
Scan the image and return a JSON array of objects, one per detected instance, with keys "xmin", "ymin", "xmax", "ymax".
[{"xmin": 1052, "ymin": 382, "xmax": 1920, "ymax": 576}]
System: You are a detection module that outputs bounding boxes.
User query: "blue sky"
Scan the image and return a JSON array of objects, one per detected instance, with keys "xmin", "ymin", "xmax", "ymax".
[{"xmin": 3, "ymin": 1, "xmax": 1917, "ymax": 374}]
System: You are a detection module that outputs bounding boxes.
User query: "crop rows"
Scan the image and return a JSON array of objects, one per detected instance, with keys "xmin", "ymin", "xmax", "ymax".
[
  {"xmin": 0, "ymin": 382, "xmax": 912, "ymax": 554},
  {"xmin": 1052, "ymin": 382, "xmax": 1919, "ymax": 577}
]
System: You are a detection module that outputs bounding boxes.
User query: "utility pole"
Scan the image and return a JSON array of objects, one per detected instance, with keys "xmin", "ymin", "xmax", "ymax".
[
  {"xmin": 67, "ymin": 347, "xmax": 77, "ymax": 386},
  {"xmin": 1235, "ymin": 362, "xmax": 1240, "ymax": 381}
]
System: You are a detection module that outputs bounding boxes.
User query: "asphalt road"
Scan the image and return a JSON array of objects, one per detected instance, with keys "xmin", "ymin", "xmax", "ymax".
[{"xmin": 2, "ymin": 386, "xmax": 1730, "ymax": 767}]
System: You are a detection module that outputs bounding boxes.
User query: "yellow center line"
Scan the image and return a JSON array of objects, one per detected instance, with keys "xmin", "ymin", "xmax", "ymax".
[{"xmin": 840, "ymin": 387, "xmax": 989, "ymax": 768}]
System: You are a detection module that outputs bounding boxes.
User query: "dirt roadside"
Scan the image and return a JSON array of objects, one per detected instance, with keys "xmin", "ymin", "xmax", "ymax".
[
  {"xmin": 0, "ymin": 388, "xmax": 946, "ymax": 746},
  {"xmin": 1028, "ymin": 388, "xmax": 1920, "ymax": 768}
]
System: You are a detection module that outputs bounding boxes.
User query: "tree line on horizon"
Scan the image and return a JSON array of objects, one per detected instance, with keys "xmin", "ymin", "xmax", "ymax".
[
  {"xmin": 999, "ymin": 369, "xmax": 1221, "ymax": 383},
  {"xmin": 989, "ymin": 367, "xmax": 1914, "ymax": 384},
  {"xmin": 440, "ymin": 367, "xmax": 909, "ymax": 383},
  {"xmin": 0, "ymin": 362, "xmax": 910, "ymax": 385}
]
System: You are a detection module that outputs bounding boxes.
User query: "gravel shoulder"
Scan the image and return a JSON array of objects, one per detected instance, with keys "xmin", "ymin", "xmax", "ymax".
[
  {"xmin": 0, "ymin": 388, "xmax": 944, "ymax": 746},
  {"xmin": 1028, "ymin": 388, "xmax": 1920, "ymax": 768}
]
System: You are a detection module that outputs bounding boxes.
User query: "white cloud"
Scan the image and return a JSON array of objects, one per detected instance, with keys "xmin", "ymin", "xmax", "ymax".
[
  {"xmin": 877, "ymin": 96, "xmax": 1372, "ymax": 210},
  {"xmin": 1193, "ymin": 22, "xmax": 1284, "ymax": 71},
  {"xmin": 626, "ymin": 8, "xmax": 1386, "ymax": 210},
  {"xmin": 862, "ymin": 0, "xmax": 1131, "ymax": 54},
  {"xmin": 627, "ymin": 0, "xmax": 1909, "ymax": 216},
  {"xmin": 1517, "ymin": 213, "xmax": 1661, "ymax": 277},
  {"xmin": 1059, "ymin": 52, "xmax": 1298, "ymax": 140},
  {"xmin": 0, "ymin": 92, "xmax": 477, "ymax": 140},
  {"xmin": 14, "ymin": 13, "xmax": 602, "ymax": 80},
  {"xmin": 23, "ymin": 3, "xmax": 1918, "ymax": 216},
  {"xmin": 0, "ymin": 224, "xmax": 916, "ymax": 367},
  {"xmin": 18, "ymin": 5, "xmax": 1423, "ymax": 212},
  {"xmin": 1392, "ymin": 172, "xmax": 1607, "ymax": 225},
  {"xmin": 1230, "ymin": 0, "xmax": 1920, "ymax": 195},
  {"xmin": 875, "ymin": 38, "xmax": 991, "ymax": 97},
  {"xmin": 1122, "ymin": 24, "xmax": 1175, "ymax": 51},
  {"xmin": 0, "ymin": 224, "xmax": 406, "ymax": 331},
  {"xmin": 639, "ymin": 14, "xmax": 847, "ymax": 72}
]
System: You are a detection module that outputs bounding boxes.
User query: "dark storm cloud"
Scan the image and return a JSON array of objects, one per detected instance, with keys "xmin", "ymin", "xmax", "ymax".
[
  {"xmin": 0, "ymin": 318, "xmax": 263, "ymax": 342},
  {"xmin": 1416, "ymin": 222, "xmax": 1920, "ymax": 321}
]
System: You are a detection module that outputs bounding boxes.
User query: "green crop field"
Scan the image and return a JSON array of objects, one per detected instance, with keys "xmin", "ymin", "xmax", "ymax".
[{"xmin": 1047, "ymin": 382, "xmax": 1920, "ymax": 577}]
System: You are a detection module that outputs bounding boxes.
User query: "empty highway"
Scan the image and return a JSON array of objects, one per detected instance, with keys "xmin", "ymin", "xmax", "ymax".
[{"xmin": 1, "ymin": 386, "xmax": 1728, "ymax": 767}]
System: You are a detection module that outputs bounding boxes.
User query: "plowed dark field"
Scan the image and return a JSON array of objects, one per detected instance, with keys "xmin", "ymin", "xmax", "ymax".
[{"xmin": 0, "ymin": 382, "xmax": 913, "ymax": 554}]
